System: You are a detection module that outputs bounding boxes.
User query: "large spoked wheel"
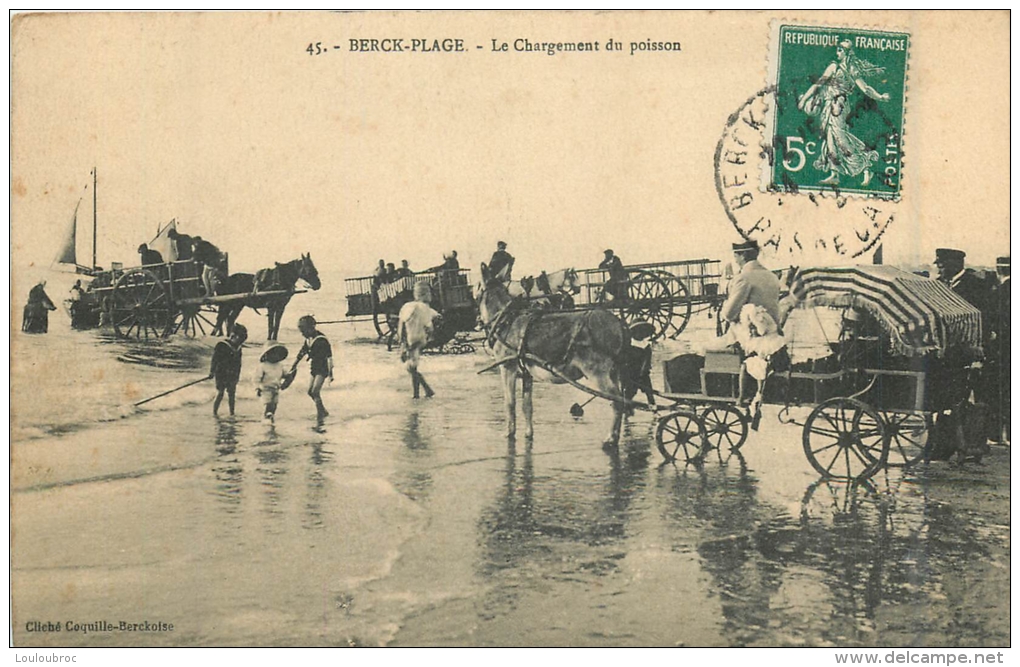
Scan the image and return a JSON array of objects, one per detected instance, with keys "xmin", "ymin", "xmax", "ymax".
[
  {"xmin": 656, "ymin": 409, "xmax": 708, "ymax": 463},
  {"xmin": 882, "ymin": 411, "xmax": 931, "ymax": 467},
  {"xmin": 111, "ymin": 269, "xmax": 172, "ymax": 339},
  {"xmin": 700, "ymin": 404, "xmax": 750, "ymax": 451},
  {"xmin": 652, "ymin": 271, "xmax": 693, "ymax": 338},
  {"xmin": 802, "ymin": 397, "xmax": 889, "ymax": 481},
  {"xmin": 617, "ymin": 269, "xmax": 674, "ymax": 342},
  {"xmin": 372, "ymin": 300, "xmax": 404, "ymax": 342}
]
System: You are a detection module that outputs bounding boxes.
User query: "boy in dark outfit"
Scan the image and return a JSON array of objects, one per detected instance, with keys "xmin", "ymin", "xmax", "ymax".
[
  {"xmin": 210, "ymin": 324, "xmax": 248, "ymax": 417},
  {"xmin": 292, "ymin": 315, "xmax": 333, "ymax": 422}
]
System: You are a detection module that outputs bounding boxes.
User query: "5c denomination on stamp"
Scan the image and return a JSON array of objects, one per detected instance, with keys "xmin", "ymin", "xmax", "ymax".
[{"xmin": 768, "ymin": 23, "xmax": 909, "ymax": 198}]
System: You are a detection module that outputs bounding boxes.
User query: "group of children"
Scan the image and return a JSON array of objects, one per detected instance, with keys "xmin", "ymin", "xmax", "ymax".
[{"xmin": 209, "ymin": 315, "xmax": 333, "ymax": 422}]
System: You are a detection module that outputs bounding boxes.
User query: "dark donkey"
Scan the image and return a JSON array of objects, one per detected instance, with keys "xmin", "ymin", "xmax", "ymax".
[
  {"xmin": 476, "ymin": 263, "xmax": 630, "ymax": 446},
  {"xmin": 213, "ymin": 253, "xmax": 321, "ymax": 340}
]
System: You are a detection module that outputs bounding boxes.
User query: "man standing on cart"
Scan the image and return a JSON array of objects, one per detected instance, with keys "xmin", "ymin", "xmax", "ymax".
[{"xmin": 489, "ymin": 241, "xmax": 514, "ymax": 282}]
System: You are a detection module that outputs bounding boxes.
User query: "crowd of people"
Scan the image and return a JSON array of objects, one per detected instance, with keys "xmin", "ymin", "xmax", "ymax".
[
  {"xmin": 373, "ymin": 259, "xmax": 415, "ymax": 287},
  {"xmin": 23, "ymin": 233, "xmax": 1012, "ymax": 453}
]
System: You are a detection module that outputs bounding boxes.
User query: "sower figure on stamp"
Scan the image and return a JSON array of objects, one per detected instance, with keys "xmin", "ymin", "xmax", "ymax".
[
  {"xmin": 798, "ymin": 40, "xmax": 890, "ymax": 187},
  {"xmin": 291, "ymin": 315, "xmax": 333, "ymax": 422},
  {"xmin": 398, "ymin": 282, "xmax": 440, "ymax": 399}
]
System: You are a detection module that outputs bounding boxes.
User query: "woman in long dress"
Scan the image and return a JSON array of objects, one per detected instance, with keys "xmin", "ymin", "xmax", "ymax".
[{"xmin": 798, "ymin": 40, "xmax": 890, "ymax": 187}]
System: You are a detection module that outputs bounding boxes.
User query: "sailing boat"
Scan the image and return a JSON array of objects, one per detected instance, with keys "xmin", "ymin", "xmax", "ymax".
[
  {"xmin": 56, "ymin": 169, "xmax": 103, "ymax": 329},
  {"xmin": 54, "ymin": 168, "xmax": 99, "ymax": 276}
]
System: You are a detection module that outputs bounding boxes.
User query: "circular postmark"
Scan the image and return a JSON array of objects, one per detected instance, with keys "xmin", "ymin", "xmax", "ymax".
[{"xmin": 715, "ymin": 86, "xmax": 901, "ymax": 263}]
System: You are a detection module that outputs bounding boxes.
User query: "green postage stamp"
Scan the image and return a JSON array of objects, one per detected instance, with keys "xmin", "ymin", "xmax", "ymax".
[{"xmin": 768, "ymin": 24, "xmax": 909, "ymax": 198}]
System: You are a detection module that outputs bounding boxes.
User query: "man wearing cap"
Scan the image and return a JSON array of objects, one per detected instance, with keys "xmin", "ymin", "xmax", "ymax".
[
  {"xmin": 489, "ymin": 241, "xmax": 514, "ymax": 282},
  {"xmin": 599, "ymin": 249, "xmax": 628, "ymax": 301},
  {"xmin": 934, "ymin": 248, "xmax": 990, "ymax": 316},
  {"xmin": 931, "ymin": 248, "xmax": 994, "ymax": 458},
  {"xmin": 720, "ymin": 239, "xmax": 782, "ymax": 327},
  {"xmin": 988, "ymin": 256, "xmax": 1010, "ymax": 442}
]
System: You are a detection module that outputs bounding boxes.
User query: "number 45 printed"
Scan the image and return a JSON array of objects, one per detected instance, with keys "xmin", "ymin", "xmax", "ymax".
[{"xmin": 770, "ymin": 25, "xmax": 909, "ymax": 198}]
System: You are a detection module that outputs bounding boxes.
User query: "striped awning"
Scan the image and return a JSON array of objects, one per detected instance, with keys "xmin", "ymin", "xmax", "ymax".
[{"xmin": 791, "ymin": 266, "xmax": 983, "ymax": 357}]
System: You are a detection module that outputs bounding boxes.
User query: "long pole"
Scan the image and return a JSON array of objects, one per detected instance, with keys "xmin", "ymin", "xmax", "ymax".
[
  {"xmin": 92, "ymin": 167, "xmax": 97, "ymax": 269},
  {"xmin": 134, "ymin": 376, "xmax": 211, "ymax": 407}
]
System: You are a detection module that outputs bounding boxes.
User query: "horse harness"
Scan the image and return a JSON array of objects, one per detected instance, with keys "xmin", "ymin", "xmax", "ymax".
[{"xmin": 482, "ymin": 292, "xmax": 588, "ymax": 376}]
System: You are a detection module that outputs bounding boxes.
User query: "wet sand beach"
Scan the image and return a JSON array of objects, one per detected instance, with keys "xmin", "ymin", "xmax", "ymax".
[{"xmin": 10, "ymin": 312, "xmax": 1010, "ymax": 647}]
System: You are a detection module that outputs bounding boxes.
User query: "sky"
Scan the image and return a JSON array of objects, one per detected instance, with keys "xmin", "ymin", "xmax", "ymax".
[{"xmin": 10, "ymin": 11, "xmax": 1011, "ymax": 297}]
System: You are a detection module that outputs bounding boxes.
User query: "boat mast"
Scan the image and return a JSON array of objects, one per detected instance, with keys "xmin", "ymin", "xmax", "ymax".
[{"xmin": 92, "ymin": 167, "xmax": 97, "ymax": 269}]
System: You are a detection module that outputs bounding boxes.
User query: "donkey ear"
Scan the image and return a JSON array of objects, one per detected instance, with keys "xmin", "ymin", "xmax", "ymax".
[{"xmin": 481, "ymin": 263, "xmax": 490, "ymax": 281}]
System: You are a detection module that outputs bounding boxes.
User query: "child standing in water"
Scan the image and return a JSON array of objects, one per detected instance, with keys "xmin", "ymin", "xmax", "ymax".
[
  {"xmin": 291, "ymin": 315, "xmax": 333, "ymax": 422},
  {"xmin": 210, "ymin": 324, "xmax": 248, "ymax": 417},
  {"xmin": 254, "ymin": 342, "xmax": 289, "ymax": 422}
]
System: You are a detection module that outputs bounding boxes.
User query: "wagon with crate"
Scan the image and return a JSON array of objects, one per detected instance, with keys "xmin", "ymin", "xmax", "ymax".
[
  {"xmin": 648, "ymin": 266, "xmax": 984, "ymax": 480},
  {"xmin": 570, "ymin": 258, "xmax": 726, "ymax": 343},
  {"xmin": 344, "ymin": 268, "xmax": 477, "ymax": 353}
]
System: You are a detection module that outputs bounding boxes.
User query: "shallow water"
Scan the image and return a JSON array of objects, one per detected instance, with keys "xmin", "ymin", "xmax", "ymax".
[{"xmin": 10, "ymin": 306, "xmax": 1010, "ymax": 647}]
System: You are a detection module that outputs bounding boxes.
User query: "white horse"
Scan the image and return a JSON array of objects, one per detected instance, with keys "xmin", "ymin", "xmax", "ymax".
[
  {"xmin": 477, "ymin": 263, "xmax": 628, "ymax": 445},
  {"xmin": 508, "ymin": 267, "xmax": 580, "ymax": 310}
]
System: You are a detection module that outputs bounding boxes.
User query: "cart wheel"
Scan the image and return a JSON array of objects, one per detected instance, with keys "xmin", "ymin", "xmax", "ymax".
[
  {"xmin": 111, "ymin": 269, "xmax": 171, "ymax": 339},
  {"xmin": 882, "ymin": 411, "xmax": 930, "ymax": 467},
  {"xmin": 655, "ymin": 409, "xmax": 708, "ymax": 463},
  {"xmin": 700, "ymin": 404, "xmax": 750, "ymax": 451},
  {"xmin": 653, "ymin": 271, "xmax": 693, "ymax": 338},
  {"xmin": 168, "ymin": 304, "xmax": 218, "ymax": 337},
  {"xmin": 802, "ymin": 397, "xmax": 888, "ymax": 481},
  {"xmin": 619, "ymin": 269, "xmax": 674, "ymax": 342}
]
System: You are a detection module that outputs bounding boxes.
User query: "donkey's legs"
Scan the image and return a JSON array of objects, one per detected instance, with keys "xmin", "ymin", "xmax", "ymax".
[
  {"xmin": 500, "ymin": 365, "xmax": 518, "ymax": 439},
  {"xmin": 590, "ymin": 364, "xmax": 624, "ymax": 446},
  {"xmin": 521, "ymin": 372, "xmax": 534, "ymax": 439}
]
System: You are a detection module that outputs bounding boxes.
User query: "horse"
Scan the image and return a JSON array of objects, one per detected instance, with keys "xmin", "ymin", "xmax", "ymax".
[
  {"xmin": 509, "ymin": 267, "xmax": 580, "ymax": 310},
  {"xmin": 476, "ymin": 262, "xmax": 629, "ymax": 446},
  {"xmin": 213, "ymin": 253, "xmax": 321, "ymax": 340}
]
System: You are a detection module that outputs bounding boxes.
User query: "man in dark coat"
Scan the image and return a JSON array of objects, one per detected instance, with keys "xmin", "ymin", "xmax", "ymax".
[
  {"xmin": 599, "ymin": 249, "xmax": 628, "ymax": 301},
  {"xmin": 166, "ymin": 228, "xmax": 195, "ymax": 261},
  {"xmin": 931, "ymin": 248, "xmax": 994, "ymax": 459},
  {"xmin": 988, "ymin": 256, "xmax": 1010, "ymax": 442},
  {"xmin": 488, "ymin": 241, "xmax": 514, "ymax": 282},
  {"xmin": 138, "ymin": 243, "xmax": 164, "ymax": 266},
  {"xmin": 935, "ymin": 248, "xmax": 991, "ymax": 321},
  {"xmin": 192, "ymin": 236, "xmax": 223, "ymax": 296}
]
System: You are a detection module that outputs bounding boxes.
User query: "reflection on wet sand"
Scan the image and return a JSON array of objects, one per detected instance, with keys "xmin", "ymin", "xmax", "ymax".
[
  {"xmin": 654, "ymin": 452, "xmax": 1008, "ymax": 646},
  {"xmin": 475, "ymin": 434, "xmax": 651, "ymax": 617},
  {"xmin": 393, "ymin": 411, "xmax": 435, "ymax": 503}
]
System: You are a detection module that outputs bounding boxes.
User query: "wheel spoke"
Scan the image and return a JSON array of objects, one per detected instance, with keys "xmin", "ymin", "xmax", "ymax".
[{"xmin": 825, "ymin": 447, "xmax": 843, "ymax": 474}]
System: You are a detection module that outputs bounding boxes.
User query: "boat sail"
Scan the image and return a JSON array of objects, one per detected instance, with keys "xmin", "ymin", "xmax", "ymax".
[{"xmin": 53, "ymin": 169, "xmax": 98, "ymax": 275}]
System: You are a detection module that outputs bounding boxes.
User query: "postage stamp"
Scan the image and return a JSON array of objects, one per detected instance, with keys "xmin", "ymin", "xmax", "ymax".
[{"xmin": 767, "ymin": 23, "xmax": 910, "ymax": 198}]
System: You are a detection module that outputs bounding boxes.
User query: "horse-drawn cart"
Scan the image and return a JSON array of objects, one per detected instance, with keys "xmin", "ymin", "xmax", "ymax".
[
  {"xmin": 651, "ymin": 266, "xmax": 985, "ymax": 481},
  {"xmin": 74, "ymin": 257, "xmax": 308, "ymax": 339},
  {"xmin": 571, "ymin": 258, "xmax": 726, "ymax": 342},
  {"xmin": 344, "ymin": 268, "xmax": 477, "ymax": 352}
]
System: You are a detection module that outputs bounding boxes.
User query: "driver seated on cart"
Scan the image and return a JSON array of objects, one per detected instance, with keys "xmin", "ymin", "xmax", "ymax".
[{"xmin": 705, "ymin": 239, "xmax": 788, "ymax": 418}]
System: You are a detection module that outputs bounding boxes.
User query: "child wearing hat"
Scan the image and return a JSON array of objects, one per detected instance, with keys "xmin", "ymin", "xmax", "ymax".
[
  {"xmin": 210, "ymin": 324, "xmax": 248, "ymax": 417},
  {"xmin": 254, "ymin": 342, "xmax": 289, "ymax": 422}
]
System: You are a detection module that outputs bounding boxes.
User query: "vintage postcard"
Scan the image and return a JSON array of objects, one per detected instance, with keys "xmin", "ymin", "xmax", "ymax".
[{"xmin": 10, "ymin": 11, "xmax": 1010, "ymax": 651}]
